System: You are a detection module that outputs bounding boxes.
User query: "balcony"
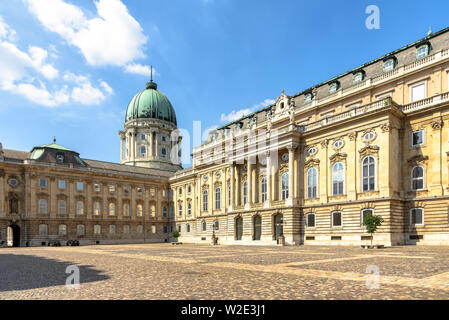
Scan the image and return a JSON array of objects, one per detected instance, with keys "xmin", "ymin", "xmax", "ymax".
[{"xmin": 401, "ymin": 92, "xmax": 449, "ymax": 113}]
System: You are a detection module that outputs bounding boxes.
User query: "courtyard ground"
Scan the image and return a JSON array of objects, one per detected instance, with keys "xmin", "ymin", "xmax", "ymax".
[{"xmin": 0, "ymin": 243, "xmax": 448, "ymax": 299}]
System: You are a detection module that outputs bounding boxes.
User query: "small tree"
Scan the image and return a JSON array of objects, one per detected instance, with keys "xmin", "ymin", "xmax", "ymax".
[
  {"xmin": 363, "ymin": 215, "xmax": 384, "ymax": 246},
  {"xmin": 171, "ymin": 230, "xmax": 180, "ymax": 239}
]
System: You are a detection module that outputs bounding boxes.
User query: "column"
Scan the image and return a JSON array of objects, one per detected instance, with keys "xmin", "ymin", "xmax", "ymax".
[
  {"xmin": 247, "ymin": 161, "xmax": 253, "ymax": 206},
  {"xmin": 120, "ymin": 136, "xmax": 124, "ymax": 161},
  {"xmin": 155, "ymin": 133, "xmax": 159, "ymax": 158},
  {"xmin": 236, "ymin": 167, "xmax": 241, "ymax": 206},
  {"xmin": 149, "ymin": 131, "xmax": 153, "ymax": 157},
  {"xmin": 266, "ymin": 151, "xmax": 272, "ymax": 204},
  {"xmin": 230, "ymin": 164, "xmax": 235, "ymax": 211},
  {"xmin": 288, "ymin": 145, "xmax": 296, "ymax": 201},
  {"xmin": 209, "ymin": 172, "xmax": 213, "ymax": 215}
]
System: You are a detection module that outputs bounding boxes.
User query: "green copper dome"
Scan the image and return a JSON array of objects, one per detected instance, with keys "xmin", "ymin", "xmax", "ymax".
[{"xmin": 125, "ymin": 80, "xmax": 177, "ymax": 125}]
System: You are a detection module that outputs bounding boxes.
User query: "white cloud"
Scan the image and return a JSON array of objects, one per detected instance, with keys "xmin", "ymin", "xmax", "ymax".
[
  {"xmin": 25, "ymin": 0, "xmax": 148, "ymax": 67},
  {"xmin": 11, "ymin": 82, "xmax": 70, "ymax": 107},
  {"xmin": 71, "ymin": 82, "xmax": 106, "ymax": 105},
  {"xmin": 124, "ymin": 63, "xmax": 157, "ymax": 77},
  {"xmin": 220, "ymin": 99, "xmax": 275, "ymax": 123},
  {"xmin": 100, "ymin": 80, "xmax": 113, "ymax": 95},
  {"xmin": 0, "ymin": 16, "xmax": 16, "ymax": 41}
]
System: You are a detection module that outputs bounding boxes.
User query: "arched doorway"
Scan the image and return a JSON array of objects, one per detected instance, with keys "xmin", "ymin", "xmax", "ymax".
[
  {"xmin": 253, "ymin": 215, "xmax": 262, "ymax": 241},
  {"xmin": 235, "ymin": 217, "xmax": 243, "ymax": 241},
  {"xmin": 7, "ymin": 224, "xmax": 20, "ymax": 247},
  {"xmin": 273, "ymin": 214, "xmax": 283, "ymax": 241}
]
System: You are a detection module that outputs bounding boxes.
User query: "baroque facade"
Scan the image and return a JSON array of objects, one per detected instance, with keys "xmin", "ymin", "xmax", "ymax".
[{"xmin": 2, "ymin": 28, "xmax": 449, "ymax": 247}]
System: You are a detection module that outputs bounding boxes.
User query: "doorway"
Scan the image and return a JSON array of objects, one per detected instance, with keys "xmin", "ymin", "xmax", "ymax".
[
  {"xmin": 253, "ymin": 215, "xmax": 262, "ymax": 241},
  {"xmin": 274, "ymin": 214, "xmax": 283, "ymax": 241},
  {"xmin": 7, "ymin": 225, "xmax": 20, "ymax": 247},
  {"xmin": 235, "ymin": 217, "xmax": 243, "ymax": 240}
]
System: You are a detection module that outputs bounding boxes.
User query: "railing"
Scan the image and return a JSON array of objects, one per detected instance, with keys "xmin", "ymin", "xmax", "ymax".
[{"xmin": 401, "ymin": 92, "xmax": 449, "ymax": 113}]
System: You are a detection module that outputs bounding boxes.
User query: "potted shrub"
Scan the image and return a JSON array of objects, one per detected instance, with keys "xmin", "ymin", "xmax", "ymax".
[{"xmin": 171, "ymin": 230, "xmax": 180, "ymax": 244}]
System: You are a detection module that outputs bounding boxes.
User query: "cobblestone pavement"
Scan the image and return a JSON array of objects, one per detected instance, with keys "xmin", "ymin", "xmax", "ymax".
[{"xmin": 1, "ymin": 244, "xmax": 449, "ymax": 300}]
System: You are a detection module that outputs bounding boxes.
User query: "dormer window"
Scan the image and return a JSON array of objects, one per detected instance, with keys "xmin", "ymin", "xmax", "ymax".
[
  {"xmin": 353, "ymin": 71, "xmax": 365, "ymax": 84},
  {"xmin": 416, "ymin": 44, "xmax": 430, "ymax": 59},
  {"xmin": 383, "ymin": 58, "xmax": 396, "ymax": 72},
  {"xmin": 304, "ymin": 93, "xmax": 313, "ymax": 103},
  {"xmin": 56, "ymin": 154, "xmax": 64, "ymax": 163},
  {"xmin": 328, "ymin": 82, "xmax": 339, "ymax": 93}
]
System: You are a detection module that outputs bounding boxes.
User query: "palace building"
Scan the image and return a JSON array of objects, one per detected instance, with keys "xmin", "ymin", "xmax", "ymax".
[{"xmin": 2, "ymin": 28, "xmax": 449, "ymax": 247}]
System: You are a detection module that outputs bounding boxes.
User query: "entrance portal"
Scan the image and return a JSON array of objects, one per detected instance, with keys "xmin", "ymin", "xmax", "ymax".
[
  {"xmin": 7, "ymin": 225, "xmax": 20, "ymax": 247},
  {"xmin": 235, "ymin": 217, "xmax": 243, "ymax": 240},
  {"xmin": 253, "ymin": 215, "xmax": 261, "ymax": 241},
  {"xmin": 274, "ymin": 214, "xmax": 283, "ymax": 241}
]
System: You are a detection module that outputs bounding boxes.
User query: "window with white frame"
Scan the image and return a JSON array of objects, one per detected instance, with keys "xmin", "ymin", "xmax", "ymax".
[
  {"xmin": 76, "ymin": 181, "xmax": 84, "ymax": 191},
  {"xmin": 361, "ymin": 209, "xmax": 374, "ymax": 226},
  {"xmin": 94, "ymin": 224, "xmax": 101, "ymax": 235},
  {"xmin": 123, "ymin": 203, "xmax": 130, "ymax": 216},
  {"xmin": 243, "ymin": 180, "xmax": 248, "ymax": 204},
  {"xmin": 202, "ymin": 221, "xmax": 207, "ymax": 231},
  {"xmin": 93, "ymin": 202, "xmax": 101, "ymax": 216},
  {"xmin": 353, "ymin": 71, "xmax": 364, "ymax": 83},
  {"xmin": 76, "ymin": 200, "xmax": 84, "ymax": 215},
  {"xmin": 411, "ymin": 130, "xmax": 424, "ymax": 146},
  {"xmin": 261, "ymin": 177, "xmax": 267, "ymax": 202},
  {"xmin": 306, "ymin": 213, "xmax": 315, "ymax": 228},
  {"xmin": 328, "ymin": 82, "xmax": 339, "ymax": 93},
  {"xmin": 58, "ymin": 224, "xmax": 67, "ymax": 236},
  {"xmin": 307, "ymin": 168, "xmax": 318, "ymax": 199},
  {"xmin": 410, "ymin": 208, "xmax": 424, "ymax": 226},
  {"xmin": 416, "ymin": 45, "xmax": 429, "ymax": 59},
  {"xmin": 362, "ymin": 156, "xmax": 376, "ymax": 192},
  {"xmin": 187, "ymin": 203, "xmax": 191, "ymax": 215},
  {"xmin": 39, "ymin": 178, "xmax": 47, "ymax": 188},
  {"xmin": 39, "ymin": 224, "xmax": 48, "ymax": 236},
  {"xmin": 332, "ymin": 162, "xmax": 345, "ymax": 195},
  {"xmin": 137, "ymin": 204, "xmax": 143, "ymax": 217},
  {"xmin": 38, "ymin": 199, "xmax": 48, "ymax": 214},
  {"xmin": 281, "ymin": 173, "xmax": 289, "ymax": 200},
  {"xmin": 58, "ymin": 200, "xmax": 67, "ymax": 215},
  {"xmin": 383, "ymin": 58, "xmax": 395, "ymax": 72},
  {"xmin": 410, "ymin": 82, "xmax": 426, "ymax": 102},
  {"xmin": 178, "ymin": 203, "xmax": 182, "ymax": 216},
  {"xmin": 109, "ymin": 203, "xmax": 116, "ymax": 216},
  {"xmin": 77, "ymin": 224, "xmax": 85, "ymax": 236},
  {"xmin": 203, "ymin": 190, "xmax": 208, "ymax": 211},
  {"xmin": 411, "ymin": 166, "xmax": 424, "ymax": 190},
  {"xmin": 94, "ymin": 183, "xmax": 101, "ymax": 192},
  {"xmin": 215, "ymin": 187, "xmax": 221, "ymax": 210},
  {"xmin": 58, "ymin": 180, "xmax": 66, "ymax": 190},
  {"xmin": 332, "ymin": 211, "xmax": 342, "ymax": 227}
]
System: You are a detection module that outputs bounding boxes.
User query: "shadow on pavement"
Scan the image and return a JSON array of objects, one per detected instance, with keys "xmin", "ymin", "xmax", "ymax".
[{"xmin": 0, "ymin": 254, "xmax": 109, "ymax": 292}]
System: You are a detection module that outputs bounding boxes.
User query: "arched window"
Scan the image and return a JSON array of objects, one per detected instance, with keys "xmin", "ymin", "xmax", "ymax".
[
  {"xmin": 332, "ymin": 211, "xmax": 342, "ymax": 227},
  {"xmin": 123, "ymin": 203, "xmax": 130, "ymax": 216},
  {"xmin": 307, "ymin": 168, "xmax": 318, "ymax": 199},
  {"xmin": 411, "ymin": 166, "xmax": 424, "ymax": 190},
  {"xmin": 332, "ymin": 162, "xmax": 344, "ymax": 195},
  {"xmin": 178, "ymin": 203, "xmax": 182, "ymax": 216},
  {"xmin": 362, "ymin": 156, "xmax": 375, "ymax": 192},
  {"xmin": 140, "ymin": 146, "xmax": 146, "ymax": 157},
  {"xmin": 281, "ymin": 173, "xmax": 289, "ymax": 200},
  {"xmin": 58, "ymin": 200, "xmax": 67, "ymax": 215},
  {"xmin": 214, "ymin": 220, "xmax": 219, "ymax": 231},
  {"xmin": 161, "ymin": 148, "xmax": 167, "ymax": 158},
  {"xmin": 306, "ymin": 213, "xmax": 315, "ymax": 228},
  {"xmin": 137, "ymin": 204, "xmax": 143, "ymax": 217},
  {"xmin": 261, "ymin": 177, "xmax": 267, "ymax": 202},
  {"xmin": 203, "ymin": 190, "xmax": 208, "ymax": 211},
  {"xmin": 109, "ymin": 203, "xmax": 116, "ymax": 216},
  {"xmin": 361, "ymin": 209, "xmax": 374, "ymax": 226},
  {"xmin": 215, "ymin": 187, "xmax": 221, "ymax": 210},
  {"xmin": 202, "ymin": 221, "xmax": 207, "ymax": 231},
  {"xmin": 93, "ymin": 202, "xmax": 101, "ymax": 216},
  {"xmin": 163, "ymin": 206, "xmax": 168, "ymax": 217},
  {"xmin": 187, "ymin": 202, "xmax": 192, "ymax": 215},
  {"xmin": 228, "ymin": 185, "xmax": 231, "ymax": 206},
  {"xmin": 76, "ymin": 201, "xmax": 84, "ymax": 215},
  {"xmin": 243, "ymin": 180, "xmax": 248, "ymax": 204},
  {"xmin": 38, "ymin": 199, "xmax": 48, "ymax": 214}
]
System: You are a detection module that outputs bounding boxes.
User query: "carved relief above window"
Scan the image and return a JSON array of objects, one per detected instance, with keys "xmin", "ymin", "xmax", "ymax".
[
  {"xmin": 431, "ymin": 119, "xmax": 444, "ymax": 131},
  {"xmin": 305, "ymin": 158, "xmax": 320, "ymax": 170},
  {"xmin": 407, "ymin": 155, "xmax": 429, "ymax": 167},
  {"xmin": 359, "ymin": 145, "xmax": 380, "ymax": 159},
  {"xmin": 329, "ymin": 152, "xmax": 347, "ymax": 165}
]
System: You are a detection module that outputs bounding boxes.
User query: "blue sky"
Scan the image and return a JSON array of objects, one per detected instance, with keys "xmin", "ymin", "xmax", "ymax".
[{"xmin": 0, "ymin": 0, "xmax": 448, "ymax": 165}]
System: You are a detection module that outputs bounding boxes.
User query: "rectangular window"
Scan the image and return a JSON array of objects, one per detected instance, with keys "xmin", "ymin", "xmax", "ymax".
[
  {"xmin": 361, "ymin": 209, "xmax": 374, "ymax": 225},
  {"xmin": 39, "ymin": 178, "xmax": 47, "ymax": 188},
  {"xmin": 58, "ymin": 200, "xmax": 67, "ymax": 215},
  {"xmin": 137, "ymin": 225, "xmax": 143, "ymax": 233},
  {"xmin": 109, "ymin": 225, "xmax": 116, "ymax": 234},
  {"xmin": 410, "ymin": 82, "xmax": 426, "ymax": 102},
  {"xmin": 76, "ymin": 182, "xmax": 84, "ymax": 191},
  {"xmin": 123, "ymin": 225, "xmax": 130, "ymax": 234},
  {"xmin": 411, "ymin": 130, "xmax": 424, "ymax": 147},
  {"xmin": 332, "ymin": 212, "xmax": 342, "ymax": 227},
  {"xmin": 109, "ymin": 185, "xmax": 116, "ymax": 193},
  {"xmin": 94, "ymin": 183, "xmax": 101, "ymax": 192},
  {"xmin": 58, "ymin": 224, "xmax": 67, "ymax": 236},
  {"xmin": 163, "ymin": 226, "xmax": 168, "ymax": 233},
  {"xmin": 58, "ymin": 180, "xmax": 66, "ymax": 190},
  {"xmin": 77, "ymin": 224, "xmax": 85, "ymax": 236},
  {"xmin": 306, "ymin": 214, "xmax": 315, "ymax": 228},
  {"xmin": 410, "ymin": 208, "xmax": 424, "ymax": 226},
  {"xmin": 39, "ymin": 224, "xmax": 48, "ymax": 236},
  {"xmin": 94, "ymin": 225, "xmax": 101, "ymax": 235},
  {"xmin": 151, "ymin": 225, "xmax": 156, "ymax": 234}
]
